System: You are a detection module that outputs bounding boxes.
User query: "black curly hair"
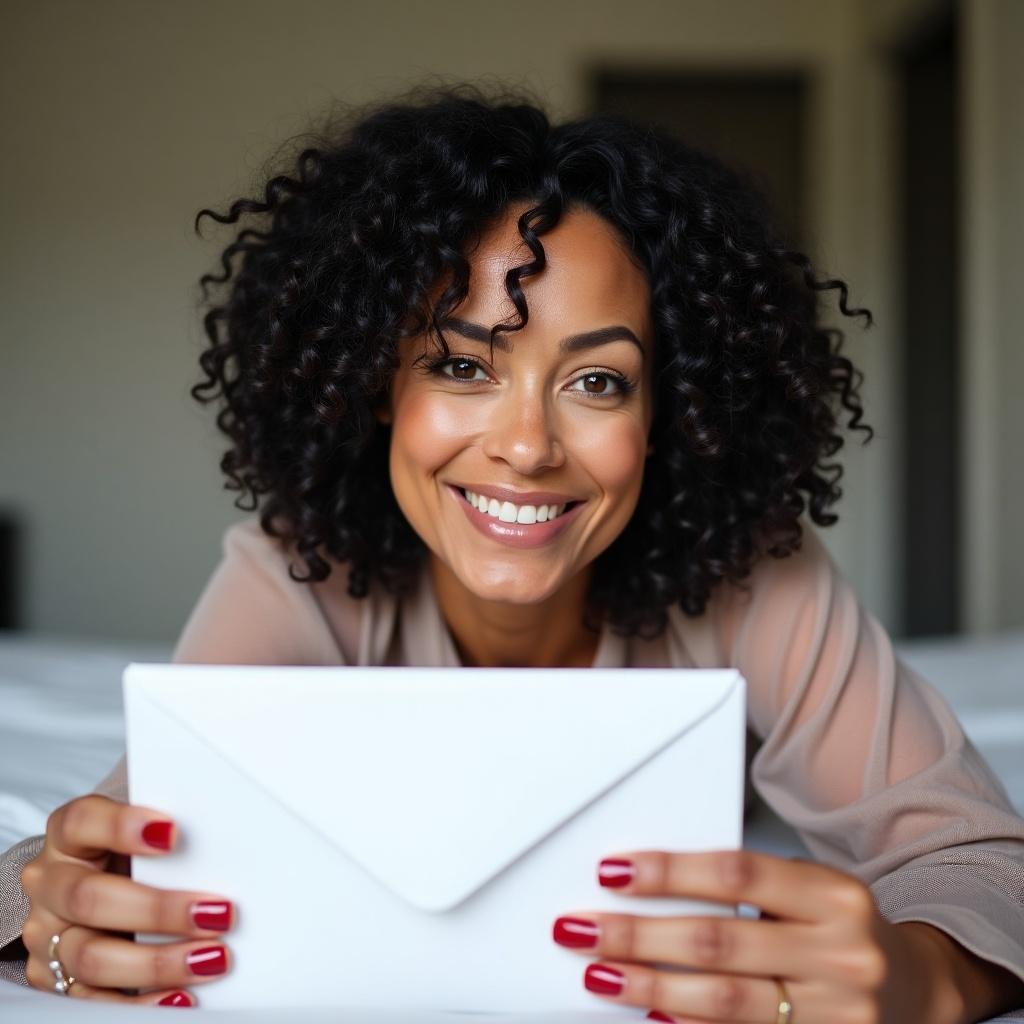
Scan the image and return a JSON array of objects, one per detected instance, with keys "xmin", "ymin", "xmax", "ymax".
[{"xmin": 191, "ymin": 79, "xmax": 873, "ymax": 640}]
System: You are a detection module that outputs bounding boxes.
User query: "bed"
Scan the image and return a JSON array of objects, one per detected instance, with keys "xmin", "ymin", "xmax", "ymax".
[{"xmin": 1, "ymin": 628, "xmax": 1022, "ymax": 1021}]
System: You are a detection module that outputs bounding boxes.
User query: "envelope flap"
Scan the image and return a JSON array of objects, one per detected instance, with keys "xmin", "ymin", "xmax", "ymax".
[{"xmin": 124, "ymin": 665, "xmax": 743, "ymax": 912}]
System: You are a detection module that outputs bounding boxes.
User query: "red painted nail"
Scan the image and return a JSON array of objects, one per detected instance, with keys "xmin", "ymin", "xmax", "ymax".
[
  {"xmin": 598, "ymin": 858, "xmax": 635, "ymax": 888},
  {"xmin": 190, "ymin": 901, "xmax": 233, "ymax": 932},
  {"xmin": 142, "ymin": 821, "xmax": 174, "ymax": 851},
  {"xmin": 157, "ymin": 990, "xmax": 193, "ymax": 1007},
  {"xmin": 647, "ymin": 1013, "xmax": 675, "ymax": 1022},
  {"xmin": 584, "ymin": 963, "xmax": 625, "ymax": 996},
  {"xmin": 186, "ymin": 945, "xmax": 227, "ymax": 976},
  {"xmin": 552, "ymin": 916, "xmax": 599, "ymax": 948}
]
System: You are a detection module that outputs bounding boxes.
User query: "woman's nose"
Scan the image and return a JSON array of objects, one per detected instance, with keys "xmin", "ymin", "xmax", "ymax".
[{"xmin": 480, "ymin": 393, "xmax": 565, "ymax": 474}]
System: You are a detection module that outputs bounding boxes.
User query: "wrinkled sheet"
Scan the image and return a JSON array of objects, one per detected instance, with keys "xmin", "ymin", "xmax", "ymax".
[{"xmin": 0, "ymin": 633, "xmax": 172, "ymax": 851}]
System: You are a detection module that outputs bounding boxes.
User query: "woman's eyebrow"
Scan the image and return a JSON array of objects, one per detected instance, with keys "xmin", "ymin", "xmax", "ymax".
[{"xmin": 438, "ymin": 316, "xmax": 644, "ymax": 359}]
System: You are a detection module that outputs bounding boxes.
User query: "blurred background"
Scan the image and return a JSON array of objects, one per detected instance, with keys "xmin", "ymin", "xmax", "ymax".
[
  {"xmin": 2, "ymin": 0, "xmax": 1024, "ymax": 888},
  {"xmin": 1, "ymin": 0, "xmax": 1022, "ymax": 646}
]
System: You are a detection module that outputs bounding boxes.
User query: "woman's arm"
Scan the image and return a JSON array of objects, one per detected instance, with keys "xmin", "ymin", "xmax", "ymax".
[
  {"xmin": 0, "ymin": 835, "xmax": 45, "ymax": 985},
  {"xmin": 899, "ymin": 921, "xmax": 1024, "ymax": 1024},
  {"xmin": 702, "ymin": 523, "xmax": 1024, "ymax": 1015}
]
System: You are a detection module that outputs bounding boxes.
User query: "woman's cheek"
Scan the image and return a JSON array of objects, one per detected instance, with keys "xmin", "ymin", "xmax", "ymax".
[
  {"xmin": 386, "ymin": 392, "xmax": 476, "ymax": 546},
  {"xmin": 573, "ymin": 413, "xmax": 648, "ymax": 499},
  {"xmin": 393, "ymin": 392, "xmax": 475, "ymax": 473}
]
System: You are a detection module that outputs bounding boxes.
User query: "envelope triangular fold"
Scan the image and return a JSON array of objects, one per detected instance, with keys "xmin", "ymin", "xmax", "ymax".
[{"xmin": 125, "ymin": 664, "xmax": 742, "ymax": 912}]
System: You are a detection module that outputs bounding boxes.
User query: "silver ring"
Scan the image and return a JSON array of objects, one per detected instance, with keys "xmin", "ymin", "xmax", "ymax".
[{"xmin": 46, "ymin": 931, "xmax": 77, "ymax": 996}]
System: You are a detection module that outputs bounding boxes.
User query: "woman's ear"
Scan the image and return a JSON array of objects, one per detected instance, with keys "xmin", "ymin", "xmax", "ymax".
[{"xmin": 374, "ymin": 397, "xmax": 392, "ymax": 426}]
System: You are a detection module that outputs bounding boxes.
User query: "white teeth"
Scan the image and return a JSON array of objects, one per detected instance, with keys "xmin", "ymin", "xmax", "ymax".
[
  {"xmin": 516, "ymin": 504, "xmax": 537, "ymax": 524},
  {"xmin": 462, "ymin": 489, "xmax": 570, "ymax": 524}
]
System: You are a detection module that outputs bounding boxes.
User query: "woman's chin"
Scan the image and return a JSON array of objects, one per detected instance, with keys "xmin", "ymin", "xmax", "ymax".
[{"xmin": 455, "ymin": 568, "xmax": 567, "ymax": 607}]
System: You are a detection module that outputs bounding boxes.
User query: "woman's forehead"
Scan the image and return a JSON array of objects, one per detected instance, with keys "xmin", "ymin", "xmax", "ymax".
[{"xmin": 451, "ymin": 205, "xmax": 652, "ymax": 338}]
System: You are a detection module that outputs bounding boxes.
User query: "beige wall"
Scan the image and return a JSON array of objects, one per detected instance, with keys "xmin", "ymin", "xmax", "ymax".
[
  {"xmin": 1, "ymin": 0, "xmax": 1008, "ymax": 643},
  {"xmin": 961, "ymin": 0, "xmax": 1024, "ymax": 632}
]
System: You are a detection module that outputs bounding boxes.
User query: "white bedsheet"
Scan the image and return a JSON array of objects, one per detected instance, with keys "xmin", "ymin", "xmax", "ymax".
[{"xmin": 0, "ymin": 633, "xmax": 172, "ymax": 851}]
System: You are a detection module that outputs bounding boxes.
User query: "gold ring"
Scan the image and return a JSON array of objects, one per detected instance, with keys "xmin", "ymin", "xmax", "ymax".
[
  {"xmin": 774, "ymin": 976, "xmax": 793, "ymax": 1023},
  {"xmin": 46, "ymin": 930, "xmax": 77, "ymax": 996}
]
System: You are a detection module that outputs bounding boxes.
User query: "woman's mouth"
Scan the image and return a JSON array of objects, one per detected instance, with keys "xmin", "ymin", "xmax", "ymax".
[
  {"xmin": 460, "ymin": 487, "xmax": 580, "ymax": 524},
  {"xmin": 445, "ymin": 484, "xmax": 586, "ymax": 549}
]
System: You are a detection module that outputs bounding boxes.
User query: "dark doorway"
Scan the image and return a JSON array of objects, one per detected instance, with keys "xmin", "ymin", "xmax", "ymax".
[
  {"xmin": 0, "ymin": 511, "xmax": 22, "ymax": 630},
  {"xmin": 898, "ymin": 12, "xmax": 960, "ymax": 635},
  {"xmin": 591, "ymin": 71, "xmax": 808, "ymax": 248}
]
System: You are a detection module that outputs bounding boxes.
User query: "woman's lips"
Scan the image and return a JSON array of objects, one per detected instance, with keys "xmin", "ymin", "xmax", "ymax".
[{"xmin": 445, "ymin": 484, "xmax": 585, "ymax": 549}]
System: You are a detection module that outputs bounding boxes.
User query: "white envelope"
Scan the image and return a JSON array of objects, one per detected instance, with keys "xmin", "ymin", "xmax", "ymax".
[{"xmin": 123, "ymin": 664, "xmax": 747, "ymax": 1013}]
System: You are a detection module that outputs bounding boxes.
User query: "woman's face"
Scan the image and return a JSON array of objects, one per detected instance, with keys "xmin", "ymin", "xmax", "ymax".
[{"xmin": 378, "ymin": 202, "xmax": 655, "ymax": 606}]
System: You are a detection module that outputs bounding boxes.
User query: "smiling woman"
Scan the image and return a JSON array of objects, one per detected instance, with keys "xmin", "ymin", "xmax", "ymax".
[{"xmin": 3, "ymin": 81, "xmax": 1024, "ymax": 1021}]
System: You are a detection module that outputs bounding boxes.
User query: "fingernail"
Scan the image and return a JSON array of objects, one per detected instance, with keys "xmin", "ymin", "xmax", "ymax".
[
  {"xmin": 157, "ymin": 990, "xmax": 194, "ymax": 1007},
  {"xmin": 647, "ymin": 1013, "xmax": 675, "ymax": 1022},
  {"xmin": 186, "ymin": 945, "xmax": 227, "ymax": 976},
  {"xmin": 585, "ymin": 963, "xmax": 625, "ymax": 995},
  {"xmin": 598, "ymin": 858, "xmax": 635, "ymax": 888},
  {"xmin": 552, "ymin": 916, "xmax": 599, "ymax": 948},
  {"xmin": 190, "ymin": 900, "xmax": 233, "ymax": 932},
  {"xmin": 142, "ymin": 821, "xmax": 174, "ymax": 851}
]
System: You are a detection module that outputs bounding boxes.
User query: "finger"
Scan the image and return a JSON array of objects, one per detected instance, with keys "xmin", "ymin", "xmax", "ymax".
[
  {"xmin": 47, "ymin": 795, "xmax": 179, "ymax": 862},
  {"xmin": 70, "ymin": 979, "xmax": 199, "ymax": 1007},
  {"xmin": 51, "ymin": 924, "xmax": 230, "ymax": 990},
  {"xmin": 597, "ymin": 849, "xmax": 872, "ymax": 923},
  {"xmin": 581, "ymin": 958, "xmax": 791, "ymax": 1023},
  {"xmin": 643, "ymin": 1012, "xmax": 760, "ymax": 1023},
  {"xmin": 35, "ymin": 861, "xmax": 234, "ymax": 937},
  {"xmin": 553, "ymin": 912, "xmax": 813, "ymax": 978},
  {"xmin": 22, "ymin": 915, "xmax": 202, "ymax": 1005},
  {"xmin": 25, "ymin": 952, "xmax": 197, "ymax": 1005},
  {"xmin": 644, "ymin": 1013, "xmax": 712, "ymax": 1023}
]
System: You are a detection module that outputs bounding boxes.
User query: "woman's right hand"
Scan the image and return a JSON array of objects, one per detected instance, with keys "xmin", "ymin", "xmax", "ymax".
[{"xmin": 19, "ymin": 794, "xmax": 234, "ymax": 1007}]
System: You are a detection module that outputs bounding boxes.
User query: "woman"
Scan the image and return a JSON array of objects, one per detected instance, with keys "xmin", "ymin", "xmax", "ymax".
[{"xmin": 2, "ymin": 83, "xmax": 1023, "ymax": 1020}]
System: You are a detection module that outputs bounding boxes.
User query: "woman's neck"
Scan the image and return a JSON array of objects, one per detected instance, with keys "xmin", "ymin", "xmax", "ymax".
[{"xmin": 427, "ymin": 555, "xmax": 600, "ymax": 668}]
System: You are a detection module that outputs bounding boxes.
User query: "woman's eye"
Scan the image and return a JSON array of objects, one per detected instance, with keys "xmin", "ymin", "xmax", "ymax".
[
  {"xmin": 438, "ymin": 358, "xmax": 488, "ymax": 382},
  {"xmin": 568, "ymin": 372, "xmax": 625, "ymax": 397}
]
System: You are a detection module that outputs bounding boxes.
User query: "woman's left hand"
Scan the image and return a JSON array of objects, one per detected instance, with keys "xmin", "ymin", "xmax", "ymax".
[{"xmin": 551, "ymin": 848, "xmax": 960, "ymax": 1024}]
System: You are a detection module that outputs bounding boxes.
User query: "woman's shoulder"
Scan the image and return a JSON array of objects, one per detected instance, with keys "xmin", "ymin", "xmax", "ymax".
[
  {"xmin": 219, "ymin": 515, "xmax": 302, "ymax": 564},
  {"xmin": 173, "ymin": 517, "xmax": 367, "ymax": 666},
  {"xmin": 719, "ymin": 519, "xmax": 836, "ymax": 611},
  {"xmin": 664, "ymin": 519, "xmax": 838, "ymax": 666},
  {"xmin": 219, "ymin": 517, "xmax": 360, "ymax": 592}
]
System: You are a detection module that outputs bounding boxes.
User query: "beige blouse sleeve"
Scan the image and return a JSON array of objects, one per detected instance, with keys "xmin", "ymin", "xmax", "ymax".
[{"xmin": 717, "ymin": 524, "xmax": 1024, "ymax": 991}]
